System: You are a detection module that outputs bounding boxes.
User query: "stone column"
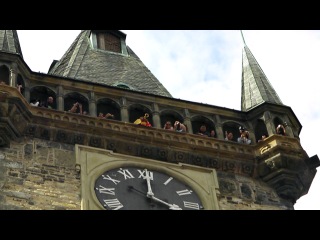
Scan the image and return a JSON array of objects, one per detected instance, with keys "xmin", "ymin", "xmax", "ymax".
[
  {"xmin": 24, "ymin": 80, "xmax": 30, "ymax": 103},
  {"xmin": 183, "ymin": 109, "xmax": 192, "ymax": 133},
  {"xmin": 282, "ymin": 116, "xmax": 294, "ymax": 138},
  {"xmin": 120, "ymin": 97, "xmax": 129, "ymax": 122},
  {"xmin": 89, "ymin": 91, "xmax": 96, "ymax": 117},
  {"xmin": 214, "ymin": 115, "xmax": 224, "ymax": 140},
  {"xmin": 152, "ymin": 103, "xmax": 161, "ymax": 128},
  {"xmin": 246, "ymin": 121, "xmax": 257, "ymax": 143},
  {"xmin": 263, "ymin": 111, "xmax": 275, "ymax": 136},
  {"xmin": 9, "ymin": 63, "xmax": 17, "ymax": 88},
  {"xmin": 57, "ymin": 85, "xmax": 64, "ymax": 111}
]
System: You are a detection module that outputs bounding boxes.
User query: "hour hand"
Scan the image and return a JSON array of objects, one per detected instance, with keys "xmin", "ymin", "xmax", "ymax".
[
  {"xmin": 144, "ymin": 169, "xmax": 154, "ymax": 197},
  {"xmin": 151, "ymin": 196, "xmax": 182, "ymax": 210}
]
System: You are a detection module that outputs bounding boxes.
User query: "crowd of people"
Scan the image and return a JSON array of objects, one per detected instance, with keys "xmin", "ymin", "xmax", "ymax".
[
  {"xmin": 30, "ymin": 96, "xmax": 54, "ymax": 109},
  {"xmin": 29, "ymin": 96, "xmax": 113, "ymax": 118},
  {"xmin": 25, "ymin": 93, "xmax": 288, "ymax": 144}
]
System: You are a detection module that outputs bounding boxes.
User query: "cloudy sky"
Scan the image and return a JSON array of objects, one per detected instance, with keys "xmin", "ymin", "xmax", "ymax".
[{"xmin": 17, "ymin": 30, "xmax": 320, "ymax": 210}]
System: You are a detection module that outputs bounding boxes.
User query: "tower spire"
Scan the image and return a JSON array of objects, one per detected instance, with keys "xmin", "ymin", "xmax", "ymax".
[
  {"xmin": 241, "ymin": 33, "xmax": 283, "ymax": 111},
  {"xmin": 240, "ymin": 30, "xmax": 246, "ymax": 46},
  {"xmin": 0, "ymin": 30, "xmax": 23, "ymax": 58}
]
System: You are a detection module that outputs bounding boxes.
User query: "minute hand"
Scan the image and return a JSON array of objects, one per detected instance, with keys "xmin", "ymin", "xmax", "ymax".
[
  {"xmin": 144, "ymin": 169, "xmax": 154, "ymax": 197},
  {"xmin": 150, "ymin": 195, "xmax": 182, "ymax": 210}
]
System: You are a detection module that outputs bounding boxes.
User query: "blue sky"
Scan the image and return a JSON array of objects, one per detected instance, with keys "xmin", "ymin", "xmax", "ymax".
[{"xmin": 17, "ymin": 30, "xmax": 320, "ymax": 210}]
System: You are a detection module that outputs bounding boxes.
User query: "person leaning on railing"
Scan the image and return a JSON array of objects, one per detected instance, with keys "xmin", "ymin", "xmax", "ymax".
[
  {"xmin": 174, "ymin": 121, "xmax": 186, "ymax": 132},
  {"xmin": 276, "ymin": 124, "xmax": 286, "ymax": 136}
]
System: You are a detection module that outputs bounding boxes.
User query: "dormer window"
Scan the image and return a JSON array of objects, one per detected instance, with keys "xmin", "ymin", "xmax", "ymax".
[
  {"xmin": 116, "ymin": 84, "xmax": 130, "ymax": 90},
  {"xmin": 97, "ymin": 32, "xmax": 121, "ymax": 53},
  {"xmin": 91, "ymin": 30, "xmax": 128, "ymax": 56}
]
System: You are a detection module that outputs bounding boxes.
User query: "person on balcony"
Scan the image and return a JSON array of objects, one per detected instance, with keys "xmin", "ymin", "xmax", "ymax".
[
  {"xmin": 134, "ymin": 113, "xmax": 152, "ymax": 127},
  {"xmin": 237, "ymin": 126, "xmax": 251, "ymax": 144},
  {"xmin": 174, "ymin": 121, "xmax": 186, "ymax": 132},
  {"xmin": 164, "ymin": 121, "xmax": 174, "ymax": 130},
  {"xmin": 39, "ymin": 96, "xmax": 54, "ymax": 109},
  {"xmin": 197, "ymin": 125, "xmax": 210, "ymax": 137},
  {"xmin": 225, "ymin": 131, "xmax": 234, "ymax": 141},
  {"xmin": 276, "ymin": 124, "xmax": 286, "ymax": 136}
]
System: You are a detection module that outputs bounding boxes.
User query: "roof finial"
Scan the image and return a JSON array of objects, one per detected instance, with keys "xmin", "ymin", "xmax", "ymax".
[{"xmin": 240, "ymin": 30, "xmax": 246, "ymax": 46}]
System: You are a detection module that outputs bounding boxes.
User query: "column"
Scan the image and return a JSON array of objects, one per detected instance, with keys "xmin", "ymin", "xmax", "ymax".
[
  {"xmin": 246, "ymin": 121, "xmax": 257, "ymax": 143},
  {"xmin": 9, "ymin": 63, "xmax": 17, "ymax": 88},
  {"xmin": 183, "ymin": 109, "xmax": 192, "ymax": 133},
  {"xmin": 24, "ymin": 80, "xmax": 30, "ymax": 103},
  {"xmin": 120, "ymin": 97, "xmax": 129, "ymax": 122},
  {"xmin": 263, "ymin": 111, "xmax": 276, "ymax": 136},
  {"xmin": 214, "ymin": 115, "xmax": 224, "ymax": 140},
  {"xmin": 57, "ymin": 85, "xmax": 64, "ymax": 111},
  {"xmin": 89, "ymin": 91, "xmax": 96, "ymax": 117},
  {"xmin": 152, "ymin": 103, "xmax": 161, "ymax": 128},
  {"xmin": 283, "ymin": 116, "xmax": 294, "ymax": 138}
]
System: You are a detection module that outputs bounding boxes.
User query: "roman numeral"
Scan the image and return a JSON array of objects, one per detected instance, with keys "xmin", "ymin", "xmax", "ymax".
[
  {"xmin": 118, "ymin": 168, "xmax": 135, "ymax": 180},
  {"xmin": 183, "ymin": 201, "xmax": 200, "ymax": 210},
  {"xmin": 137, "ymin": 169, "xmax": 154, "ymax": 180},
  {"xmin": 102, "ymin": 174, "xmax": 120, "ymax": 185},
  {"xmin": 96, "ymin": 185, "xmax": 115, "ymax": 195},
  {"xmin": 163, "ymin": 177, "xmax": 173, "ymax": 185},
  {"xmin": 103, "ymin": 198, "xmax": 124, "ymax": 210},
  {"xmin": 176, "ymin": 189, "xmax": 193, "ymax": 196}
]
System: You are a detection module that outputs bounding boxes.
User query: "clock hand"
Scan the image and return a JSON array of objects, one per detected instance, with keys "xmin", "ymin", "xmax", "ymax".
[
  {"xmin": 128, "ymin": 186, "xmax": 146, "ymax": 196},
  {"xmin": 129, "ymin": 187, "xmax": 181, "ymax": 210},
  {"xmin": 150, "ymin": 195, "xmax": 182, "ymax": 210},
  {"xmin": 128, "ymin": 186, "xmax": 181, "ymax": 210},
  {"xmin": 144, "ymin": 169, "xmax": 154, "ymax": 197},
  {"xmin": 144, "ymin": 169, "xmax": 181, "ymax": 210}
]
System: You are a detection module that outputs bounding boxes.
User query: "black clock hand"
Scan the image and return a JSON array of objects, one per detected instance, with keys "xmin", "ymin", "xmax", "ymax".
[{"xmin": 128, "ymin": 185, "xmax": 145, "ymax": 196}]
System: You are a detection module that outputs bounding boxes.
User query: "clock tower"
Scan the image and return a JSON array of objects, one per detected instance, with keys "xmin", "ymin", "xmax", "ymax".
[{"xmin": 0, "ymin": 30, "xmax": 318, "ymax": 210}]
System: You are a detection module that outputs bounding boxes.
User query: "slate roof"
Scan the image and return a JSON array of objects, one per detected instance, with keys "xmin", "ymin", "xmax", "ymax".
[
  {"xmin": 0, "ymin": 30, "xmax": 23, "ymax": 57},
  {"xmin": 241, "ymin": 44, "xmax": 283, "ymax": 111},
  {"xmin": 48, "ymin": 30, "xmax": 172, "ymax": 98}
]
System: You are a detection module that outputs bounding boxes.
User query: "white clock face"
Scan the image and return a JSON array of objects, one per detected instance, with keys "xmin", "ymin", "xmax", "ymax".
[{"xmin": 94, "ymin": 167, "xmax": 204, "ymax": 210}]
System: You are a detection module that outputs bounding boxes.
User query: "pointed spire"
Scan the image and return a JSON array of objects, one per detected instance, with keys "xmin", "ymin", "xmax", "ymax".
[
  {"xmin": 241, "ymin": 32, "xmax": 283, "ymax": 111},
  {"xmin": 0, "ymin": 30, "xmax": 23, "ymax": 58},
  {"xmin": 240, "ymin": 30, "xmax": 246, "ymax": 46}
]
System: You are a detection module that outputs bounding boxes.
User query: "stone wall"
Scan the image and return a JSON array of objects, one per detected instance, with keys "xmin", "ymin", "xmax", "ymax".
[
  {"xmin": 0, "ymin": 137, "xmax": 293, "ymax": 210},
  {"xmin": 0, "ymin": 138, "xmax": 80, "ymax": 210},
  {"xmin": 217, "ymin": 172, "xmax": 293, "ymax": 210}
]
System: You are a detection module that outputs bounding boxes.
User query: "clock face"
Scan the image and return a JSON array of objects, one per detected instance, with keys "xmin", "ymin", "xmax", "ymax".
[{"xmin": 94, "ymin": 166, "xmax": 204, "ymax": 210}]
